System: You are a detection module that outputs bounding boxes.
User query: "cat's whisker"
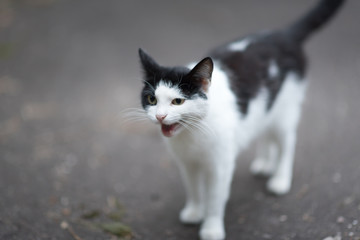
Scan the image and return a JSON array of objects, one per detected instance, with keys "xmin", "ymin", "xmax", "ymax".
[
  {"xmin": 121, "ymin": 116, "xmax": 148, "ymax": 124},
  {"xmin": 179, "ymin": 120, "xmax": 205, "ymax": 137},
  {"xmin": 180, "ymin": 114, "xmax": 215, "ymax": 135},
  {"xmin": 122, "ymin": 115, "xmax": 148, "ymax": 121},
  {"xmin": 178, "ymin": 121, "xmax": 196, "ymax": 137},
  {"xmin": 194, "ymin": 122, "xmax": 214, "ymax": 136},
  {"xmin": 193, "ymin": 121, "xmax": 215, "ymax": 136},
  {"xmin": 122, "ymin": 112, "xmax": 147, "ymax": 119},
  {"xmin": 121, "ymin": 108, "xmax": 146, "ymax": 116},
  {"xmin": 180, "ymin": 118, "xmax": 215, "ymax": 137},
  {"xmin": 120, "ymin": 108, "xmax": 146, "ymax": 115},
  {"xmin": 119, "ymin": 107, "xmax": 151, "ymax": 127}
]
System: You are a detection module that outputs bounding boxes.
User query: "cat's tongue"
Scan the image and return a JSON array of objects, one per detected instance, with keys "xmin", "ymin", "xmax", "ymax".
[{"xmin": 161, "ymin": 123, "xmax": 179, "ymax": 137}]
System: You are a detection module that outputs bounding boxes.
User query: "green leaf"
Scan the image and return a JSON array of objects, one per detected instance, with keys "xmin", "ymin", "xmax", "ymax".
[
  {"xmin": 98, "ymin": 222, "xmax": 132, "ymax": 238},
  {"xmin": 81, "ymin": 210, "xmax": 101, "ymax": 219},
  {"xmin": 107, "ymin": 211, "xmax": 123, "ymax": 221}
]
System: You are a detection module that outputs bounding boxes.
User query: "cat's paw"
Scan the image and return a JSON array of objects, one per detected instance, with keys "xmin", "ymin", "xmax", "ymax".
[
  {"xmin": 180, "ymin": 205, "xmax": 204, "ymax": 224},
  {"xmin": 267, "ymin": 175, "xmax": 291, "ymax": 195},
  {"xmin": 250, "ymin": 158, "xmax": 275, "ymax": 177},
  {"xmin": 199, "ymin": 217, "xmax": 225, "ymax": 240}
]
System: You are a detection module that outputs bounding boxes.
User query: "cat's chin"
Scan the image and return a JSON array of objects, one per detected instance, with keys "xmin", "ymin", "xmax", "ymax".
[{"xmin": 161, "ymin": 123, "xmax": 181, "ymax": 137}]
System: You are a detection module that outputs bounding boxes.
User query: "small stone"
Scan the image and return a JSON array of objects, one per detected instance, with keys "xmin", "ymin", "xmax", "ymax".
[
  {"xmin": 323, "ymin": 237, "xmax": 333, "ymax": 240},
  {"xmin": 337, "ymin": 216, "xmax": 345, "ymax": 223},
  {"xmin": 348, "ymin": 232, "xmax": 354, "ymax": 237},
  {"xmin": 279, "ymin": 215, "xmax": 288, "ymax": 222},
  {"xmin": 352, "ymin": 219, "xmax": 358, "ymax": 225},
  {"xmin": 323, "ymin": 233, "xmax": 342, "ymax": 240},
  {"xmin": 60, "ymin": 221, "xmax": 68, "ymax": 229}
]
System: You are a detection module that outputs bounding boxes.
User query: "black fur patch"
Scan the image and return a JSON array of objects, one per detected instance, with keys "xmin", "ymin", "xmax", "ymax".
[
  {"xmin": 209, "ymin": 31, "xmax": 306, "ymax": 115},
  {"xmin": 140, "ymin": 66, "xmax": 189, "ymax": 108}
]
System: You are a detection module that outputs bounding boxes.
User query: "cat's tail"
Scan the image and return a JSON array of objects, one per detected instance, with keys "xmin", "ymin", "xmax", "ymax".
[{"xmin": 286, "ymin": 0, "xmax": 345, "ymax": 43}]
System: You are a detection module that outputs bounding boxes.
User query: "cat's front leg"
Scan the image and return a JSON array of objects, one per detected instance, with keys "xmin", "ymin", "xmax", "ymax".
[
  {"xmin": 200, "ymin": 217, "xmax": 225, "ymax": 240},
  {"xmin": 177, "ymin": 161, "xmax": 205, "ymax": 224},
  {"xmin": 200, "ymin": 158, "xmax": 235, "ymax": 240}
]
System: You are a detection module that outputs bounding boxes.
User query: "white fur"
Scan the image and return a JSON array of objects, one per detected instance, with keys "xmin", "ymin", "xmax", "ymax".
[
  {"xmin": 228, "ymin": 38, "xmax": 252, "ymax": 52},
  {"xmin": 146, "ymin": 64, "xmax": 306, "ymax": 240},
  {"xmin": 268, "ymin": 59, "xmax": 280, "ymax": 78}
]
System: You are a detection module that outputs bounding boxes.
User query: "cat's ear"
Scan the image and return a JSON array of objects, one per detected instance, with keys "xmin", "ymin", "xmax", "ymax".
[
  {"xmin": 187, "ymin": 57, "xmax": 213, "ymax": 92},
  {"xmin": 138, "ymin": 48, "xmax": 161, "ymax": 78}
]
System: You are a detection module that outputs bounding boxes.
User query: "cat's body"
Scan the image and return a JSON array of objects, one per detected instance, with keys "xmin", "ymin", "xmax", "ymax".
[{"xmin": 137, "ymin": 1, "xmax": 345, "ymax": 239}]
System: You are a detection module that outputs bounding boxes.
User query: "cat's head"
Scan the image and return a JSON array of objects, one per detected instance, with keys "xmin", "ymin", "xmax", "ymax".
[{"xmin": 139, "ymin": 48, "xmax": 213, "ymax": 137}]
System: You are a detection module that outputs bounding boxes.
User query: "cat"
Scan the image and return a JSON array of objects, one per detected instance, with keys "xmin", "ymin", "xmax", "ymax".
[{"xmin": 136, "ymin": 0, "xmax": 345, "ymax": 239}]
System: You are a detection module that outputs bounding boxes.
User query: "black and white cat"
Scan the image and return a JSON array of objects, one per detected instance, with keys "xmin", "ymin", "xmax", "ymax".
[{"xmin": 136, "ymin": 0, "xmax": 344, "ymax": 239}]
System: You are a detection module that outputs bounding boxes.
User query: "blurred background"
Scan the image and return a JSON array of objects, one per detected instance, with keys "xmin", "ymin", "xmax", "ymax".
[{"xmin": 0, "ymin": 0, "xmax": 359, "ymax": 239}]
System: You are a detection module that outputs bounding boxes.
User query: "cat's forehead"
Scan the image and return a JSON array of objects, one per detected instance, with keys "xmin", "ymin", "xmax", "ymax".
[{"xmin": 155, "ymin": 81, "xmax": 183, "ymax": 99}]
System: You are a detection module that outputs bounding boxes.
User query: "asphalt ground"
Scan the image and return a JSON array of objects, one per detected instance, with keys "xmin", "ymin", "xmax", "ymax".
[{"xmin": 0, "ymin": 0, "xmax": 359, "ymax": 239}]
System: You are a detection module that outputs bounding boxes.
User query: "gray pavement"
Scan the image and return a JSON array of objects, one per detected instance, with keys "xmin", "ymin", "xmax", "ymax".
[{"xmin": 0, "ymin": 0, "xmax": 359, "ymax": 239}]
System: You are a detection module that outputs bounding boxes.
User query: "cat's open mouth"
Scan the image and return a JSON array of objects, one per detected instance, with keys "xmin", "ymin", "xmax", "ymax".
[{"xmin": 161, "ymin": 123, "xmax": 181, "ymax": 137}]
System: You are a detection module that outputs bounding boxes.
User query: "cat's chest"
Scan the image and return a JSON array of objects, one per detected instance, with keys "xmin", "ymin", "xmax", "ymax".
[{"xmin": 166, "ymin": 132, "xmax": 215, "ymax": 162}]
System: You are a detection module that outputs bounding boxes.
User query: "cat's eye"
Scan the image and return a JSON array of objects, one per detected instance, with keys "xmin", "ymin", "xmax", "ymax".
[
  {"xmin": 172, "ymin": 98, "xmax": 185, "ymax": 105},
  {"xmin": 147, "ymin": 95, "xmax": 157, "ymax": 105}
]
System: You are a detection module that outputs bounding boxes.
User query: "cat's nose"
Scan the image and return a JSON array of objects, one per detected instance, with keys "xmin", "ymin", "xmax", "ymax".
[{"xmin": 156, "ymin": 114, "xmax": 167, "ymax": 122}]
